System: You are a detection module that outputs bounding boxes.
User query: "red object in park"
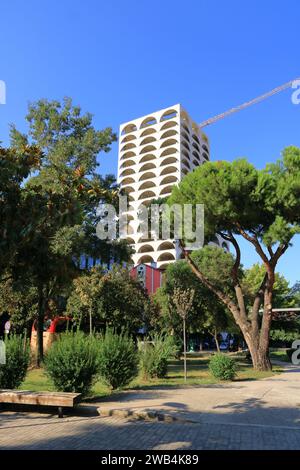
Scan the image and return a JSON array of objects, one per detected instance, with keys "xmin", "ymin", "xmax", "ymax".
[
  {"xmin": 130, "ymin": 264, "xmax": 163, "ymax": 295},
  {"xmin": 31, "ymin": 316, "xmax": 71, "ymax": 352}
]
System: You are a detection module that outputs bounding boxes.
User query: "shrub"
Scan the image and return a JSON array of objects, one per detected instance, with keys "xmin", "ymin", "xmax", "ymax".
[
  {"xmin": 209, "ymin": 353, "xmax": 236, "ymax": 381},
  {"xmin": 140, "ymin": 334, "xmax": 177, "ymax": 379},
  {"xmin": 97, "ymin": 329, "xmax": 138, "ymax": 390},
  {"xmin": 0, "ymin": 335, "xmax": 30, "ymax": 389},
  {"xmin": 44, "ymin": 331, "xmax": 99, "ymax": 396}
]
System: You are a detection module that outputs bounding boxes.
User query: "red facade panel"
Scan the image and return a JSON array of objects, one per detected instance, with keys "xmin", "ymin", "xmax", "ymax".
[{"xmin": 130, "ymin": 264, "xmax": 163, "ymax": 294}]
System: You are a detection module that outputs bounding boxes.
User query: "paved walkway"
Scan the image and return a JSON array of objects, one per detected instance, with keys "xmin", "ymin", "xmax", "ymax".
[
  {"xmin": 1, "ymin": 361, "xmax": 300, "ymax": 450},
  {"xmin": 95, "ymin": 361, "xmax": 300, "ymax": 428}
]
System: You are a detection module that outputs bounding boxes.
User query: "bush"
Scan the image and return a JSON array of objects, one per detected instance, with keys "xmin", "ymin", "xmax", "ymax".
[
  {"xmin": 0, "ymin": 335, "xmax": 30, "ymax": 389},
  {"xmin": 97, "ymin": 329, "xmax": 138, "ymax": 390},
  {"xmin": 44, "ymin": 331, "xmax": 99, "ymax": 396},
  {"xmin": 209, "ymin": 353, "xmax": 236, "ymax": 381},
  {"xmin": 140, "ymin": 334, "xmax": 177, "ymax": 379}
]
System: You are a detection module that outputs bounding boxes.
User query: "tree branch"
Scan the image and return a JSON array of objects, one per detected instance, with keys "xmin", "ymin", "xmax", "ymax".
[
  {"xmin": 234, "ymin": 222, "xmax": 271, "ymax": 270},
  {"xmin": 271, "ymin": 243, "xmax": 289, "ymax": 268},
  {"xmin": 267, "ymin": 245, "xmax": 274, "ymax": 258},
  {"xmin": 179, "ymin": 239, "xmax": 251, "ymax": 331},
  {"xmin": 251, "ymin": 272, "xmax": 267, "ymax": 339}
]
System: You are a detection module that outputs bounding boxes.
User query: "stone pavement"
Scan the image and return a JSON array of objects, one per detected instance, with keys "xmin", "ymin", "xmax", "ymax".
[
  {"xmin": 93, "ymin": 361, "xmax": 300, "ymax": 428},
  {"xmin": 1, "ymin": 361, "xmax": 300, "ymax": 450}
]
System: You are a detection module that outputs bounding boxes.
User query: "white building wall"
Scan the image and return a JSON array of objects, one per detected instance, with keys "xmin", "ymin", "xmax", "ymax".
[{"xmin": 117, "ymin": 104, "xmax": 211, "ymax": 269}]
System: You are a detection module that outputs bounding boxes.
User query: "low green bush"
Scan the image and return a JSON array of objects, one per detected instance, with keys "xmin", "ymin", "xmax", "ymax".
[
  {"xmin": 140, "ymin": 334, "xmax": 177, "ymax": 379},
  {"xmin": 209, "ymin": 353, "xmax": 236, "ymax": 381},
  {"xmin": 0, "ymin": 335, "xmax": 30, "ymax": 389},
  {"xmin": 44, "ymin": 331, "xmax": 99, "ymax": 396},
  {"xmin": 97, "ymin": 329, "xmax": 138, "ymax": 390}
]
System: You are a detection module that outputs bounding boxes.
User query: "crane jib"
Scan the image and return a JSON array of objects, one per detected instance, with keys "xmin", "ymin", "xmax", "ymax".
[{"xmin": 198, "ymin": 78, "xmax": 300, "ymax": 128}]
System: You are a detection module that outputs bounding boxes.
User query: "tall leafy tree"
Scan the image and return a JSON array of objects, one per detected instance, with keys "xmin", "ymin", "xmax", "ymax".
[
  {"xmin": 0, "ymin": 144, "xmax": 42, "ymax": 279},
  {"xmin": 173, "ymin": 287, "xmax": 195, "ymax": 381},
  {"xmin": 169, "ymin": 147, "xmax": 300, "ymax": 370},
  {"xmin": 67, "ymin": 265, "xmax": 153, "ymax": 333},
  {"xmin": 9, "ymin": 98, "xmax": 118, "ymax": 364}
]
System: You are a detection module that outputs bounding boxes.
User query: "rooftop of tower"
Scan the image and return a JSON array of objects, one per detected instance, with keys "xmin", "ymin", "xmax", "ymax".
[{"xmin": 119, "ymin": 104, "xmax": 209, "ymax": 144}]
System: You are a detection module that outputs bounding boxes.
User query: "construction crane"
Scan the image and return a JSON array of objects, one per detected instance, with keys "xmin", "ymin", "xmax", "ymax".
[{"xmin": 198, "ymin": 78, "xmax": 300, "ymax": 128}]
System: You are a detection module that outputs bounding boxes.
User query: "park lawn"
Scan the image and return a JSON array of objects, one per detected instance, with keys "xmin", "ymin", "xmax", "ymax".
[
  {"xmin": 269, "ymin": 348, "xmax": 290, "ymax": 363},
  {"xmin": 21, "ymin": 353, "xmax": 282, "ymax": 399}
]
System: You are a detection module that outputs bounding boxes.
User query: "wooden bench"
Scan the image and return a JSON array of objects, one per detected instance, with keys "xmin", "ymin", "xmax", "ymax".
[{"xmin": 0, "ymin": 390, "xmax": 82, "ymax": 418}]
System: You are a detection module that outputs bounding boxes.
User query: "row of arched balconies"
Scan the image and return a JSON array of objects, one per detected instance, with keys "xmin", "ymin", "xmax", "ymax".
[
  {"xmin": 120, "ymin": 132, "xmax": 207, "ymax": 154},
  {"xmin": 121, "ymin": 109, "xmax": 178, "ymax": 135}
]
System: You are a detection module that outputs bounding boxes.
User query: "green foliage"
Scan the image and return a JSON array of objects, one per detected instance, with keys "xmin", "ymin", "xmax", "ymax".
[
  {"xmin": 190, "ymin": 246, "xmax": 236, "ymax": 293},
  {"xmin": 209, "ymin": 353, "xmax": 236, "ymax": 381},
  {"xmin": 97, "ymin": 329, "xmax": 138, "ymax": 390},
  {"xmin": 140, "ymin": 335, "xmax": 177, "ymax": 379},
  {"xmin": 44, "ymin": 331, "xmax": 99, "ymax": 396},
  {"xmin": 0, "ymin": 145, "xmax": 41, "ymax": 277},
  {"xmin": 167, "ymin": 149, "xmax": 300, "ymax": 370},
  {"xmin": 67, "ymin": 266, "xmax": 153, "ymax": 333},
  {"xmin": 0, "ymin": 279, "xmax": 38, "ymax": 334},
  {"xmin": 270, "ymin": 328, "xmax": 300, "ymax": 345},
  {"xmin": 169, "ymin": 150, "xmax": 300, "ymax": 245},
  {"xmin": 10, "ymin": 97, "xmax": 117, "ymax": 173},
  {"xmin": 243, "ymin": 263, "xmax": 293, "ymax": 307},
  {"xmin": 2, "ymin": 98, "xmax": 128, "ymax": 363},
  {"xmin": 0, "ymin": 335, "xmax": 30, "ymax": 389},
  {"xmin": 153, "ymin": 259, "xmax": 230, "ymax": 337}
]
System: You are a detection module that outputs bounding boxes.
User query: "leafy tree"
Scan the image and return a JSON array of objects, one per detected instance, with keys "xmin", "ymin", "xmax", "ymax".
[
  {"xmin": 242, "ymin": 263, "xmax": 293, "ymax": 308},
  {"xmin": 0, "ymin": 144, "xmax": 41, "ymax": 279},
  {"xmin": 173, "ymin": 287, "xmax": 195, "ymax": 381},
  {"xmin": 153, "ymin": 259, "xmax": 231, "ymax": 349},
  {"xmin": 67, "ymin": 266, "xmax": 153, "ymax": 334},
  {"xmin": 66, "ymin": 266, "xmax": 105, "ymax": 333},
  {"xmin": 8, "ymin": 98, "xmax": 118, "ymax": 364},
  {"xmin": 169, "ymin": 147, "xmax": 300, "ymax": 370},
  {"xmin": 0, "ymin": 278, "xmax": 38, "ymax": 335}
]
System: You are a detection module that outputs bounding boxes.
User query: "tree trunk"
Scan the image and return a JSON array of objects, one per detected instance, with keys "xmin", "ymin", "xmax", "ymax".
[
  {"xmin": 89, "ymin": 305, "xmax": 93, "ymax": 335},
  {"xmin": 37, "ymin": 285, "xmax": 46, "ymax": 367},
  {"xmin": 214, "ymin": 328, "xmax": 220, "ymax": 352},
  {"xmin": 240, "ymin": 327, "xmax": 272, "ymax": 371},
  {"xmin": 257, "ymin": 288, "xmax": 273, "ymax": 371},
  {"xmin": 183, "ymin": 318, "xmax": 187, "ymax": 382},
  {"xmin": 181, "ymin": 243, "xmax": 274, "ymax": 371}
]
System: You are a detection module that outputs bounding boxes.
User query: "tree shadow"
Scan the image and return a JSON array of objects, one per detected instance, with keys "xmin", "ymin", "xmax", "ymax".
[{"xmin": 2, "ymin": 398, "xmax": 300, "ymax": 450}]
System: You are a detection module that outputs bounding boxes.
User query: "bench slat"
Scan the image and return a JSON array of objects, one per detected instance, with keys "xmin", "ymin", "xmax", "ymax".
[{"xmin": 0, "ymin": 390, "xmax": 81, "ymax": 407}]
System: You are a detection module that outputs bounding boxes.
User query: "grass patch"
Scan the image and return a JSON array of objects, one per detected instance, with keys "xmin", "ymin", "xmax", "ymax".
[
  {"xmin": 20, "ymin": 352, "xmax": 282, "ymax": 399},
  {"xmin": 269, "ymin": 348, "xmax": 290, "ymax": 363}
]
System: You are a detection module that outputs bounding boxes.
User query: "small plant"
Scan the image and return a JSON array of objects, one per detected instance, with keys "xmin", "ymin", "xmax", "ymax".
[
  {"xmin": 97, "ymin": 329, "xmax": 138, "ymax": 390},
  {"xmin": 44, "ymin": 331, "xmax": 99, "ymax": 396},
  {"xmin": 0, "ymin": 334, "xmax": 30, "ymax": 389},
  {"xmin": 209, "ymin": 353, "xmax": 236, "ymax": 381},
  {"xmin": 140, "ymin": 334, "xmax": 177, "ymax": 379}
]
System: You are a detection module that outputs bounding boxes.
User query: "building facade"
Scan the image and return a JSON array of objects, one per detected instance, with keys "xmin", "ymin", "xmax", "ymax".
[
  {"xmin": 130, "ymin": 264, "xmax": 163, "ymax": 295},
  {"xmin": 117, "ymin": 104, "xmax": 212, "ymax": 269}
]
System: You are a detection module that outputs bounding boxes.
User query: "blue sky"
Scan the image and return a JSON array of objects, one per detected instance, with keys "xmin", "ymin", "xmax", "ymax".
[{"xmin": 0, "ymin": 0, "xmax": 299, "ymax": 285}]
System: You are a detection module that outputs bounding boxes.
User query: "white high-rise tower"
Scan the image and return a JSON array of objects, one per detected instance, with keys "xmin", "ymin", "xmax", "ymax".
[{"xmin": 117, "ymin": 104, "xmax": 211, "ymax": 269}]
